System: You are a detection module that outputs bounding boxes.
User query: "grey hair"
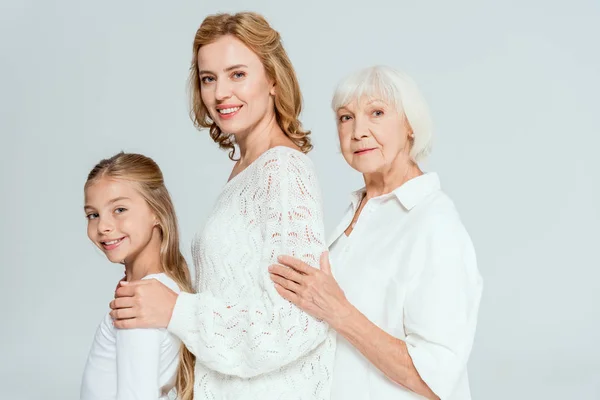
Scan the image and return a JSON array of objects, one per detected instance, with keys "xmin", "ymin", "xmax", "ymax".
[{"xmin": 331, "ymin": 65, "xmax": 433, "ymax": 162}]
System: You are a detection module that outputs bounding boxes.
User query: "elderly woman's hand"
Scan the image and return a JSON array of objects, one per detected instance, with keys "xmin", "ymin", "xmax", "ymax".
[
  {"xmin": 109, "ymin": 279, "xmax": 178, "ymax": 329},
  {"xmin": 269, "ymin": 252, "xmax": 352, "ymax": 329}
]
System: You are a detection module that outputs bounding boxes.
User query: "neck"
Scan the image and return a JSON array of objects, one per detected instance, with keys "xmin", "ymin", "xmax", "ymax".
[
  {"xmin": 363, "ymin": 157, "xmax": 423, "ymax": 200},
  {"xmin": 234, "ymin": 111, "xmax": 286, "ymax": 164},
  {"xmin": 124, "ymin": 228, "xmax": 163, "ymax": 281}
]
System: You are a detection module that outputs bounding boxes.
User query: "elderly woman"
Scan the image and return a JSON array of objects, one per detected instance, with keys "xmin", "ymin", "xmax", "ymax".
[{"xmin": 269, "ymin": 65, "xmax": 483, "ymax": 400}]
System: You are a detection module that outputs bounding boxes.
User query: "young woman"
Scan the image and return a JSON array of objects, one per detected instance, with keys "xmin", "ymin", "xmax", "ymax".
[
  {"xmin": 80, "ymin": 152, "xmax": 194, "ymax": 400},
  {"xmin": 109, "ymin": 12, "xmax": 336, "ymax": 400}
]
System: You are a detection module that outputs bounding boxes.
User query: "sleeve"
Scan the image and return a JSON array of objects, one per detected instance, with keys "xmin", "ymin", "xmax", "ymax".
[
  {"xmin": 402, "ymin": 213, "xmax": 483, "ymax": 399},
  {"xmin": 167, "ymin": 150, "xmax": 330, "ymax": 378},
  {"xmin": 80, "ymin": 314, "xmax": 118, "ymax": 400},
  {"xmin": 116, "ymin": 327, "xmax": 164, "ymax": 400}
]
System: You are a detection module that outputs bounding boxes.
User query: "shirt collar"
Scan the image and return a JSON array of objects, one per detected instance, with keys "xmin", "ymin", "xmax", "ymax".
[{"xmin": 349, "ymin": 172, "xmax": 441, "ymax": 211}]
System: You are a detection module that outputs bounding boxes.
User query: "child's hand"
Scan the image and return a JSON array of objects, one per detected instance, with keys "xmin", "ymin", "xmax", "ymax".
[{"xmin": 109, "ymin": 279, "xmax": 178, "ymax": 329}]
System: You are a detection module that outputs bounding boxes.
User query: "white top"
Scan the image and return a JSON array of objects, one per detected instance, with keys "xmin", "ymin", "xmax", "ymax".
[
  {"xmin": 328, "ymin": 173, "xmax": 483, "ymax": 400},
  {"xmin": 167, "ymin": 147, "xmax": 336, "ymax": 399},
  {"xmin": 80, "ymin": 273, "xmax": 182, "ymax": 400}
]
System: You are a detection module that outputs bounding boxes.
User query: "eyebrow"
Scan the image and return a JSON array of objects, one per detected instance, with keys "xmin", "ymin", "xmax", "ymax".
[
  {"xmin": 83, "ymin": 196, "xmax": 131, "ymax": 210},
  {"xmin": 337, "ymin": 98, "xmax": 386, "ymax": 113},
  {"xmin": 199, "ymin": 64, "xmax": 249, "ymax": 75}
]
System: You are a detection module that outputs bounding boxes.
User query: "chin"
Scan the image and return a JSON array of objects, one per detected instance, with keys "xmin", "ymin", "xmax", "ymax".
[
  {"xmin": 220, "ymin": 122, "xmax": 250, "ymax": 136},
  {"xmin": 351, "ymin": 161, "xmax": 383, "ymax": 174},
  {"xmin": 105, "ymin": 253, "xmax": 127, "ymax": 264},
  {"xmin": 99, "ymin": 246, "xmax": 129, "ymax": 264}
]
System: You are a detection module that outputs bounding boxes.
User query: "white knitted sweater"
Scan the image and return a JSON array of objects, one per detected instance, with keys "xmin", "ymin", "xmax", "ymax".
[{"xmin": 168, "ymin": 146, "xmax": 336, "ymax": 399}]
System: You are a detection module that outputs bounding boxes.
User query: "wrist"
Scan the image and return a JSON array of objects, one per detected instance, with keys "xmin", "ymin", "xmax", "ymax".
[{"xmin": 330, "ymin": 300, "xmax": 360, "ymax": 332}]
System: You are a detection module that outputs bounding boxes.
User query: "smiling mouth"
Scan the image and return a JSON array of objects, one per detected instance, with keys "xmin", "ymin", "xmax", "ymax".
[
  {"xmin": 101, "ymin": 237, "xmax": 125, "ymax": 250},
  {"xmin": 217, "ymin": 106, "xmax": 242, "ymax": 115}
]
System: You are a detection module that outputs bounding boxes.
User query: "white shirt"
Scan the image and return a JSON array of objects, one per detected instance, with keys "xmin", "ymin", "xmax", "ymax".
[
  {"xmin": 167, "ymin": 147, "xmax": 336, "ymax": 399},
  {"xmin": 328, "ymin": 173, "xmax": 483, "ymax": 400},
  {"xmin": 80, "ymin": 273, "xmax": 182, "ymax": 400}
]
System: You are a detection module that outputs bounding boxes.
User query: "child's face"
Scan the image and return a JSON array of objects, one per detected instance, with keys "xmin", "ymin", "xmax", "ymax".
[{"xmin": 84, "ymin": 177, "xmax": 158, "ymax": 264}]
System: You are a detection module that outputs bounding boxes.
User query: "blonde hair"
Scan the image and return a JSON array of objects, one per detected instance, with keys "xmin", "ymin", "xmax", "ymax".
[
  {"xmin": 331, "ymin": 65, "xmax": 433, "ymax": 162},
  {"xmin": 188, "ymin": 12, "xmax": 312, "ymax": 160},
  {"xmin": 85, "ymin": 152, "xmax": 195, "ymax": 400}
]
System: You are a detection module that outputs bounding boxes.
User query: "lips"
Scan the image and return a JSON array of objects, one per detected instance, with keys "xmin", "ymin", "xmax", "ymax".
[
  {"xmin": 101, "ymin": 237, "xmax": 125, "ymax": 251},
  {"xmin": 217, "ymin": 106, "xmax": 241, "ymax": 114},
  {"xmin": 216, "ymin": 105, "xmax": 242, "ymax": 119},
  {"xmin": 354, "ymin": 148, "xmax": 376, "ymax": 155}
]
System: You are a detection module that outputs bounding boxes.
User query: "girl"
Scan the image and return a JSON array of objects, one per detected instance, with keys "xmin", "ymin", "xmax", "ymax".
[{"xmin": 80, "ymin": 152, "xmax": 194, "ymax": 400}]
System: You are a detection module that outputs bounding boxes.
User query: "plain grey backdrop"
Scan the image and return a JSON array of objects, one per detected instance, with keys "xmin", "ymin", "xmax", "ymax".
[{"xmin": 1, "ymin": 0, "xmax": 598, "ymax": 398}]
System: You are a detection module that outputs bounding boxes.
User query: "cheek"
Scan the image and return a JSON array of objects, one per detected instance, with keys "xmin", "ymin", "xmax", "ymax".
[
  {"xmin": 375, "ymin": 128, "xmax": 400, "ymax": 153},
  {"xmin": 87, "ymin": 223, "xmax": 95, "ymax": 241},
  {"xmin": 201, "ymin": 89, "xmax": 211, "ymax": 105},
  {"xmin": 244, "ymin": 80, "xmax": 271, "ymax": 107},
  {"xmin": 338, "ymin": 130, "xmax": 353, "ymax": 158},
  {"xmin": 123, "ymin": 214, "xmax": 154, "ymax": 240}
]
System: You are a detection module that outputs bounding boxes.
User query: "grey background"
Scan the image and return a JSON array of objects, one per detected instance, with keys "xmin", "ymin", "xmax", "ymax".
[{"xmin": 1, "ymin": 0, "xmax": 598, "ymax": 398}]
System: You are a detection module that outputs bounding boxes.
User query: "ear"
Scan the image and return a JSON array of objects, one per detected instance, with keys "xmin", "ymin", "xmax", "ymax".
[
  {"xmin": 270, "ymin": 84, "xmax": 276, "ymax": 96},
  {"xmin": 404, "ymin": 115, "xmax": 414, "ymax": 140}
]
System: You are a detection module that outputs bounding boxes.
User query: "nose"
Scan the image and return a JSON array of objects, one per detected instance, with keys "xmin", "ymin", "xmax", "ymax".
[
  {"xmin": 214, "ymin": 79, "xmax": 233, "ymax": 101},
  {"xmin": 97, "ymin": 216, "xmax": 114, "ymax": 235},
  {"xmin": 352, "ymin": 115, "xmax": 370, "ymax": 140}
]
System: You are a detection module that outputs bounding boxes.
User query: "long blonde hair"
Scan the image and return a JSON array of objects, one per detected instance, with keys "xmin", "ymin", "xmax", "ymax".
[
  {"xmin": 85, "ymin": 152, "xmax": 195, "ymax": 400},
  {"xmin": 189, "ymin": 11, "xmax": 312, "ymax": 160}
]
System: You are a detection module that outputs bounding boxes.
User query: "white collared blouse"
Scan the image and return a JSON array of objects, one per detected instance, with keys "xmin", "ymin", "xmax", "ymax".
[{"xmin": 328, "ymin": 173, "xmax": 483, "ymax": 400}]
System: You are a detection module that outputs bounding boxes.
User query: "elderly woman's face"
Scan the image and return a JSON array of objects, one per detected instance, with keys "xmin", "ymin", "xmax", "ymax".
[{"xmin": 336, "ymin": 97, "xmax": 412, "ymax": 174}]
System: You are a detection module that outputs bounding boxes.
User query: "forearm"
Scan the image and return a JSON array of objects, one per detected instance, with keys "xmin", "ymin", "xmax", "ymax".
[
  {"xmin": 168, "ymin": 291, "xmax": 329, "ymax": 378},
  {"xmin": 333, "ymin": 305, "xmax": 439, "ymax": 400}
]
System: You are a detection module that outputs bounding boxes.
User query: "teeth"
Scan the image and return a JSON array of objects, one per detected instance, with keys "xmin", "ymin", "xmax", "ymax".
[
  {"xmin": 218, "ymin": 107, "xmax": 240, "ymax": 114},
  {"xmin": 104, "ymin": 239, "xmax": 121, "ymax": 245}
]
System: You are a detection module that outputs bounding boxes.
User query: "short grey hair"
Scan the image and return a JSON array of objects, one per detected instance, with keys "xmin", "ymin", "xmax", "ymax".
[{"xmin": 331, "ymin": 65, "xmax": 433, "ymax": 162}]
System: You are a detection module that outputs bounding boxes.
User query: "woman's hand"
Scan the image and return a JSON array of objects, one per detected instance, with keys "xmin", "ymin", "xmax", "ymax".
[
  {"xmin": 269, "ymin": 251, "xmax": 353, "ymax": 329},
  {"xmin": 109, "ymin": 279, "xmax": 178, "ymax": 329}
]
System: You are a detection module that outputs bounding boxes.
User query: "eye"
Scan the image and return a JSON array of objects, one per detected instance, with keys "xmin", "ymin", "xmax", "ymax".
[
  {"xmin": 86, "ymin": 213, "xmax": 99, "ymax": 220},
  {"xmin": 339, "ymin": 114, "xmax": 352, "ymax": 123},
  {"xmin": 114, "ymin": 207, "xmax": 127, "ymax": 214},
  {"xmin": 200, "ymin": 76, "xmax": 215, "ymax": 84},
  {"xmin": 232, "ymin": 71, "xmax": 246, "ymax": 80},
  {"xmin": 372, "ymin": 109, "xmax": 384, "ymax": 117}
]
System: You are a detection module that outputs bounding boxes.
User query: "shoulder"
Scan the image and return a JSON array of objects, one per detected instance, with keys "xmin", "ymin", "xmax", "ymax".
[
  {"xmin": 406, "ymin": 192, "xmax": 481, "ymax": 284},
  {"xmin": 254, "ymin": 146, "xmax": 321, "ymax": 196},
  {"xmin": 410, "ymin": 190, "xmax": 472, "ymax": 247},
  {"xmin": 260, "ymin": 146, "xmax": 318, "ymax": 177},
  {"xmin": 142, "ymin": 273, "xmax": 181, "ymax": 294}
]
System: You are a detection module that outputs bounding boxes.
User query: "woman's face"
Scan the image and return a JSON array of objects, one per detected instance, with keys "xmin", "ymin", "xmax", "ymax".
[
  {"xmin": 198, "ymin": 35, "xmax": 276, "ymax": 138},
  {"xmin": 336, "ymin": 96, "xmax": 413, "ymax": 174}
]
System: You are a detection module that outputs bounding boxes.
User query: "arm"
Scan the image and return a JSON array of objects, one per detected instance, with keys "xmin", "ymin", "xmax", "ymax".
[
  {"xmin": 116, "ymin": 327, "xmax": 163, "ymax": 400},
  {"xmin": 335, "ymin": 306, "xmax": 440, "ymax": 398},
  {"xmin": 270, "ymin": 254, "xmax": 438, "ymax": 399},
  {"xmin": 337, "ymin": 219, "xmax": 481, "ymax": 399},
  {"xmin": 271, "ymin": 213, "xmax": 482, "ymax": 399},
  {"xmin": 168, "ymin": 150, "xmax": 329, "ymax": 378},
  {"xmin": 400, "ymin": 216, "xmax": 482, "ymax": 398}
]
